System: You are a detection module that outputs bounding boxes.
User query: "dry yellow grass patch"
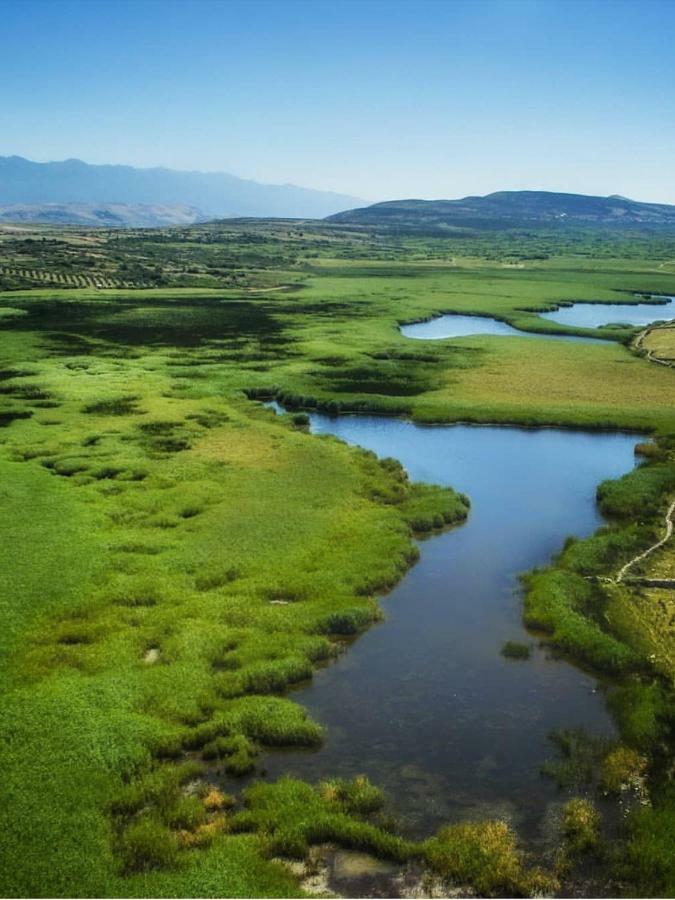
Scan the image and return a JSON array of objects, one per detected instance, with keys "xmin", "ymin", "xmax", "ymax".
[
  {"xmin": 642, "ymin": 325, "xmax": 675, "ymax": 362},
  {"xmin": 421, "ymin": 336, "xmax": 675, "ymax": 428},
  {"xmin": 191, "ymin": 422, "xmax": 284, "ymax": 470},
  {"xmin": 610, "ymin": 583, "xmax": 675, "ymax": 680}
]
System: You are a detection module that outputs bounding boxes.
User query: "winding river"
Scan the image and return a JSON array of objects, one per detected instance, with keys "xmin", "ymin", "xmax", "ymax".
[{"xmin": 255, "ymin": 412, "xmax": 640, "ymax": 844}]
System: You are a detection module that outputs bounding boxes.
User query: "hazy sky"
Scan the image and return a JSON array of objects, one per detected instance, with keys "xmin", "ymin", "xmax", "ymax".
[{"xmin": 2, "ymin": 0, "xmax": 674, "ymax": 203}]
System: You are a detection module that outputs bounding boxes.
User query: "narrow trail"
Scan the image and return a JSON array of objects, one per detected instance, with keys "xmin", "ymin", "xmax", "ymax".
[
  {"xmin": 615, "ymin": 498, "xmax": 675, "ymax": 583},
  {"xmin": 634, "ymin": 325, "xmax": 675, "ymax": 368}
]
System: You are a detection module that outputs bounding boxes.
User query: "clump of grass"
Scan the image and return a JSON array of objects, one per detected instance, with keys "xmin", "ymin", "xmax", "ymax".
[
  {"xmin": 203, "ymin": 788, "xmax": 234, "ymax": 812},
  {"xmin": 601, "ymin": 746, "xmax": 646, "ymax": 794},
  {"xmin": 195, "ymin": 568, "xmax": 240, "ymax": 591},
  {"xmin": 319, "ymin": 775, "xmax": 384, "ymax": 815},
  {"xmin": 424, "ymin": 820, "xmax": 557, "ymax": 896},
  {"xmin": 562, "ymin": 797, "xmax": 600, "ymax": 855},
  {"xmin": 91, "ymin": 465, "xmax": 124, "ymax": 480},
  {"xmin": 229, "ymin": 696, "xmax": 324, "ymax": 747},
  {"xmin": 316, "ymin": 606, "xmax": 375, "ymax": 635},
  {"xmin": 118, "ymin": 816, "xmax": 178, "ymax": 873},
  {"xmin": 233, "ymin": 777, "xmax": 411, "ymax": 863},
  {"xmin": 162, "ymin": 795, "xmax": 208, "ymax": 831},
  {"xmin": 49, "ymin": 457, "xmax": 90, "ymax": 477},
  {"xmin": 216, "ymin": 656, "xmax": 313, "ymax": 699},
  {"xmin": 501, "ymin": 640, "xmax": 531, "ymax": 660},
  {"xmin": 397, "ymin": 483, "xmax": 470, "ymax": 533}
]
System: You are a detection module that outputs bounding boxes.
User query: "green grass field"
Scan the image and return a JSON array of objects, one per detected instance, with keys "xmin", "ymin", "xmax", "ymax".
[{"xmin": 1, "ymin": 226, "xmax": 674, "ymax": 897}]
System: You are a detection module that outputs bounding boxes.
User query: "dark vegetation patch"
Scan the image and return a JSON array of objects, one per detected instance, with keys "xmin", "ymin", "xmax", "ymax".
[
  {"xmin": 136, "ymin": 420, "xmax": 194, "ymax": 455},
  {"xmin": 1, "ymin": 297, "xmax": 287, "ymax": 349},
  {"xmin": 0, "ymin": 383, "xmax": 53, "ymax": 401},
  {"xmin": 501, "ymin": 640, "xmax": 531, "ymax": 660},
  {"xmin": 0, "ymin": 368, "xmax": 35, "ymax": 381},
  {"xmin": 0, "ymin": 409, "xmax": 32, "ymax": 427},
  {"xmin": 321, "ymin": 364, "xmax": 433, "ymax": 396},
  {"xmin": 541, "ymin": 728, "xmax": 611, "ymax": 790},
  {"xmin": 83, "ymin": 396, "xmax": 140, "ymax": 416}
]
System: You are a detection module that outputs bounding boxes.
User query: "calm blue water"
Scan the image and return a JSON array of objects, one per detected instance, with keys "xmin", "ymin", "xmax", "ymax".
[
  {"xmin": 254, "ymin": 412, "xmax": 640, "ymax": 842},
  {"xmin": 540, "ymin": 295, "xmax": 675, "ymax": 329},
  {"xmin": 400, "ymin": 314, "xmax": 607, "ymax": 342}
]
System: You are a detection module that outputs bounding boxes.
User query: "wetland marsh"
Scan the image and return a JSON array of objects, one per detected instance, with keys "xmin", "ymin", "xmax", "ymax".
[
  {"xmin": 1, "ymin": 220, "xmax": 674, "ymax": 898},
  {"xmin": 258, "ymin": 414, "xmax": 639, "ymax": 841}
]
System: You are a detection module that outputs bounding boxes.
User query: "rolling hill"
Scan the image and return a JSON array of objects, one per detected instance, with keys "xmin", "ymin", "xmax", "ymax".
[{"xmin": 327, "ymin": 191, "xmax": 675, "ymax": 232}]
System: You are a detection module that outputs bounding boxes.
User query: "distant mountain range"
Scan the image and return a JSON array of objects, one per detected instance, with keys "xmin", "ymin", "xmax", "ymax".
[
  {"xmin": 327, "ymin": 191, "xmax": 675, "ymax": 232},
  {"xmin": 0, "ymin": 156, "xmax": 363, "ymax": 225},
  {"xmin": 0, "ymin": 202, "xmax": 203, "ymax": 228}
]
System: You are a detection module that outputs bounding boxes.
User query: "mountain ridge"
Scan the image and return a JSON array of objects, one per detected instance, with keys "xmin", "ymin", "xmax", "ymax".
[{"xmin": 0, "ymin": 155, "xmax": 363, "ymax": 221}]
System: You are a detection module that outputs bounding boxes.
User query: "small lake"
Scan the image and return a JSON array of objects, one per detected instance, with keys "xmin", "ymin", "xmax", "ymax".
[
  {"xmin": 400, "ymin": 314, "xmax": 607, "ymax": 342},
  {"xmin": 253, "ymin": 412, "xmax": 640, "ymax": 844},
  {"xmin": 540, "ymin": 295, "xmax": 675, "ymax": 329}
]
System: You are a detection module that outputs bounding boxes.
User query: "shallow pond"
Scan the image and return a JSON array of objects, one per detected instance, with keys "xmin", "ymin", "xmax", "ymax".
[
  {"xmin": 540, "ymin": 295, "xmax": 675, "ymax": 329},
  {"xmin": 251, "ymin": 413, "xmax": 640, "ymax": 843},
  {"xmin": 400, "ymin": 314, "xmax": 607, "ymax": 342}
]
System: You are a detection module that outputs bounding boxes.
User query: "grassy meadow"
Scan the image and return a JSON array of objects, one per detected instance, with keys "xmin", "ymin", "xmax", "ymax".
[{"xmin": 1, "ymin": 223, "xmax": 674, "ymax": 897}]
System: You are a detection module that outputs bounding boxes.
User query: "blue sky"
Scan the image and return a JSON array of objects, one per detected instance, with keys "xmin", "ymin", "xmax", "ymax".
[{"xmin": 2, "ymin": 0, "xmax": 674, "ymax": 202}]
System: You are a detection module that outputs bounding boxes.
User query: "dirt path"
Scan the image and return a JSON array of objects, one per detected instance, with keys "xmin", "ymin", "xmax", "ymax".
[
  {"xmin": 616, "ymin": 498, "xmax": 675, "ymax": 583},
  {"xmin": 634, "ymin": 324, "xmax": 675, "ymax": 368},
  {"xmin": 244, "ymin": 283, "xmax": 298, "ymax": 294}
]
